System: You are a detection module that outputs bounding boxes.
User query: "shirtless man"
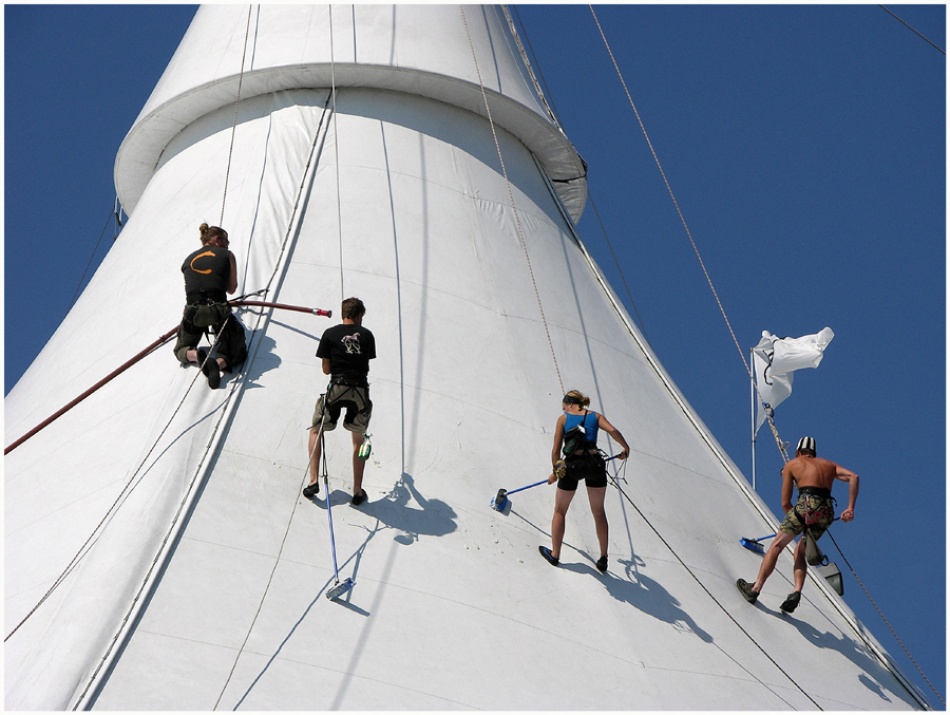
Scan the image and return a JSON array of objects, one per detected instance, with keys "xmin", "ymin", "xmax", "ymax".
[{"xmin": 737, "ymin": 436, "xmax": 859, "ymax": 612}]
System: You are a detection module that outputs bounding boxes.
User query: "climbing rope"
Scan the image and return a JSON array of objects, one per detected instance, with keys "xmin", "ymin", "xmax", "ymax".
[
  {"xmin": 612, "ymin": 480, "xmax": 821, "ymax": 708},
  {"xmin": 9, "ymin": 7, "xmax": 333, "ymax": 688},
  {"xmin": 76, "ymin": 95, "xmax": 334, "ymax": 708},
  {"xmin": 460, "ymin": 5, "xmax": 564, "ymax": 395},
  {"xmin": 328, "ymin": 5, "xmax": 345, "ymax": 302},
  {"xmin": 827, "ymin": 531, "xmax": 945, "ymax": 706},
  {"xmin": 219, "ymin": 4, "xmax": 254, "ymax": 226},
  {"xmin": 65, "ymin": 206, "xmax": 116, "ymax": 314},
  {"xmin": 879, "ymin": 5, "xmax": 946, "ymax": 55},
  {"xmin": 587, "ymin": 5, "xmax": 791, "ymax": 463},
  {"xmin": 4, "ymin": 322, "xmax": 230, "ymax": 645},
  {"xmin": 500, "ymin": 6, "xmax": 557, "ymax": 126},
  {"xmin": 587, "ymin": 6, "xmax": 936, "ymax": 704}
]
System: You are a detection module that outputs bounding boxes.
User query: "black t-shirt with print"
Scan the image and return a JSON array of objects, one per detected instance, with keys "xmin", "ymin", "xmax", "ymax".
[{"xmin": 316, "ymin": 323, "xmax": 376, "ymax": 383}]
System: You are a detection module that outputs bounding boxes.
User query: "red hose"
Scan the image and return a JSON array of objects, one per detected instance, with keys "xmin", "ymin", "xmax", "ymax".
[{"xmin": 5, "ymin": 300, "xmax": 332, "ymax": 454}]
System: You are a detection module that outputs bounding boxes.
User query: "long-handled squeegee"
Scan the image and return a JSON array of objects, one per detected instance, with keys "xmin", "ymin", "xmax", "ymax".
[{"xmin": 491, "ymin": 454, "xmax": 623, "ymax": 511}]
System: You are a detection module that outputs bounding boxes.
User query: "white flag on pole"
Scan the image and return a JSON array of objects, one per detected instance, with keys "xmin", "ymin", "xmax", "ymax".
[{"xmin": 753, "ymin": 327, "xmax": 834, "ymax": 433}]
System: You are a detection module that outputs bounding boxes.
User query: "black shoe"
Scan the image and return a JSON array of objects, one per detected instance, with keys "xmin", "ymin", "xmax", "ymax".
[
  {"xmin": 780, "ymin": 591, "xmax": 802, "ymax": 613},
  {"xmin": 737, "ymin": 579, "xmax": 758, "ymax": 604},
  {"xmin": 595, "ymin": 555, "xmax": 608, "ymax": 573},
  {"xmin": 302, "ymin": 481, "xmax": 320, "ymax": 498},
  {"xmin": 351, "ymin": 490, "xmax": 367, "ymax": 506},
  {"xmin": 196, "ymin": 347, "xmax": 208, "ymax": 366},
  {"xmin": 539, "ymin": 546, "xmax": 559, "ymax": 566},
  {"xmin": 205, "ymin": 359, "xmax": 221, "ymax": 389}
]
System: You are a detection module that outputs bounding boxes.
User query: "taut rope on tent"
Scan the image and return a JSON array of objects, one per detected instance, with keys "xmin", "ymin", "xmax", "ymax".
[
  {"xmin": 506, "ymin": 6, "xmax": 651, "ymax": 346},
  {"xmin": 219, "ymin": 4, "xmax": 255, "ymax": 227},
  {"xmin": 3, "ymin": 320, "xmax": 232, "ymax": 646},
  {"xmin": 827, "ymin": 530, "xmax": 946, "ymax": 706},
  {"xmin": 6, "ymin": 70, "xmax": 335, "ymax": 660},
  {"xmin": 587, "ymin": 6, "xmax": 936, "ymax": 704},
  {"xmin": 77, "ymin": 95, "xmax": 335, "ymax": 709},
  {"xmin": 460, "ymin": 5, "xmax": 564, "ymax": 395},
  {"xmin": 328, "ymin": 5, "xmax": 345, "ymax": 302},
  {"xmin": 587, "ymin": 4, "xmax": 791, "ymax": 463}
]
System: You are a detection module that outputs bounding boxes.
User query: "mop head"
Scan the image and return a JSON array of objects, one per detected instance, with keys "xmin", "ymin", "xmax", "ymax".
[
  {"xmin": 327, "ymin": 577, "xmax": 355, "ymax": 600},
  {"xmin": 490, "ymin": 489, "xmax": 508, "ymax": 511},
  {"xmin": 739, "ymin": 537, "xmax": 765, "ymax": 554}
]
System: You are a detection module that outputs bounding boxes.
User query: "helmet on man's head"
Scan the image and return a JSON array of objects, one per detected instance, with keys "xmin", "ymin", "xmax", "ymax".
[{"xmin": 797, "ymin": 436, "xmax": 817, "ymax": 455}]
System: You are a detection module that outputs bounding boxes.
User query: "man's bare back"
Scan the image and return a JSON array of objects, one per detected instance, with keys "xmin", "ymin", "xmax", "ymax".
[
  {"xmin": 781, "ymin": 453, "xmax": 859, "ymax": 522},
  {"xmin": 784, "ymin": 455, "xmax": 840, "ymax": 491},
  {"xmin": 737, "ymin": 437, "xmax": 860, "ymax": 607}
]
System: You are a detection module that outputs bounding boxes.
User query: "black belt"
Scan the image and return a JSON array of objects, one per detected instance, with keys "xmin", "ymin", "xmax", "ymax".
[
  {"xmin": 799, "ymin": 486, "xmax": 831, "ymax": 498},
  {"xmin": 331, "ymin": 376, "xmax": 368, "ymax": 387},
  {"xmin": 186, "ymin": 290, "xmax": 227, "ymax": 304}
]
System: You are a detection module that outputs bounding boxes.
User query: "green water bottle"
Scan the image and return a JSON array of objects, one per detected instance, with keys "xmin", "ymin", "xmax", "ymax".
[{"xmin": 358, "ymin": 434, "xmax": 372, "ymax": 460}]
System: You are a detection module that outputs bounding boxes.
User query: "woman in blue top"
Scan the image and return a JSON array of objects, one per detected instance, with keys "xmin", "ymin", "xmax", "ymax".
[{"xmin": 539, "ymin": 390, "xmax": 630, "ymax": 573}]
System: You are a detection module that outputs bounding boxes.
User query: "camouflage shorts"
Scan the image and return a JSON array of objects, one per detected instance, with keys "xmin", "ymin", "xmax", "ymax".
[{"xmin": 779, "ymin": 492, "xmax": 835, "ymax": 538}]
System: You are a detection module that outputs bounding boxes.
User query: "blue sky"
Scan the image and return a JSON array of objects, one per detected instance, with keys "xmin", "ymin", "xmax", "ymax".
[{"xmin": 4, "ymin": 3, "xmax": 945, "ymax": 705}]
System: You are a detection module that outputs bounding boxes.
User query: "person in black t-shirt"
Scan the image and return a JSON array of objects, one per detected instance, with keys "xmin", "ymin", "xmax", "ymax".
[
  {"xmin": 173, "ymin": 223, "xmax": 247, "ymax": 388},
  {"xmin": 304, "ymin": 297, "xmax": 376, "ymax": 504}
]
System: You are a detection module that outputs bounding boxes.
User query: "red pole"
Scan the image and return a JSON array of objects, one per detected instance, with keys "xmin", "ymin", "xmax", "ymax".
[
  {"xmin": 5, "ymin": 301, "xmax": 331, "ymax": 454},
  {"xmin": 4, "ymin": 327, "xmax": 179, "ymax": 455},
  {"xmin": 232, "ymin": 300, "xmax": 332, "ymax": 318}
]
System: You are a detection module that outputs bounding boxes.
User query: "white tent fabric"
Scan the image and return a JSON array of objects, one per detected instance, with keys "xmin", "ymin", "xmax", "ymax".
[{"xmin": 5, "ymin": 5, "xmax": 925, "ymax": 710}]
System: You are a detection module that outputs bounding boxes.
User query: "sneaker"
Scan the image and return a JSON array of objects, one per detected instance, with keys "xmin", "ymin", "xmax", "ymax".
[
  {"xmin": 351, "ymin": 490, "xmax": 367, "ymax": 506},
  {"xmin": 196, "ymin": 347, "xmax": 208, "ymax": 366},
  {"xmin": 538, "ymin": 546, "xmax": 559, "ymax": 567},
  {"xmin": 595, "ymin": 555, "xmax": 608, "ymax": 573},
  {"xmin": 780, "ymin": 591, "xmax": 802, "ymax": 613},
  {"xmin": 205, "ymin": 359, "xmax": 221, "ymax": 389},
  {"xmin": 302, "ymin": 481, "xmax": 320, "ymax": 498},
  {"xmin": 736, "ymin": 578, "xmax": 758, "ymax": 604}
]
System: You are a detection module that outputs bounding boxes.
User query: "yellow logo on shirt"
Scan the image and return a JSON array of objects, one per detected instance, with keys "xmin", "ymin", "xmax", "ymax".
[{"xmin": 189, "ymin": 250, "xmax": 215, "ymax": 275}]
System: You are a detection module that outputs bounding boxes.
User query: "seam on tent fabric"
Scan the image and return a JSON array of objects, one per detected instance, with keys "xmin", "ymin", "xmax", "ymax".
[{"xmin": 77, "ymin": 95, "xmax": 334, "ymax": 711}]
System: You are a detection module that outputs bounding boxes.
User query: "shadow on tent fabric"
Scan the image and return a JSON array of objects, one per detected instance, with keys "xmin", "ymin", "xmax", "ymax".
[
  {"xmin": 601, "ymin": 569, "xmax": 713, "ymax": 644},
  {"xmin": 781, "ymin": 608, "xmax": 911, "ymax": 706},
  {"xmin": 233, "ymin": 327, "xmax": 280, "ymax": 388},
  {"xmin": 356, "ymin": 471, "xmax": 458, "ymax": 543}
]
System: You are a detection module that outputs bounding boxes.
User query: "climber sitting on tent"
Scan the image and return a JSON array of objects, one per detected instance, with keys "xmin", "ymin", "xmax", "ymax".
[
  {"xmin": 173, "ymin": 223, "xmax": 247, "ymax": 388},
  {"xmin": 737, "ymin": 436, "xmax": 859, "ymax": 613}
]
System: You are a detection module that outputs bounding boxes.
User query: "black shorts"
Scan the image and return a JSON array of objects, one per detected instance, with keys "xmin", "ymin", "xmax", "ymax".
[{"xmin": 557, "ymin": 453, "xmax": 608, "ymax": 492}]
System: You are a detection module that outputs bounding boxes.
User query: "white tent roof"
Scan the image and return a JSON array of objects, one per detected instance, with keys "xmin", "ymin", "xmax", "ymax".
[{"xmin": 4, "ymin": 5, "xmax": 927, "ymax": 710}]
